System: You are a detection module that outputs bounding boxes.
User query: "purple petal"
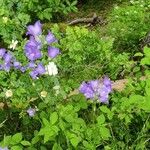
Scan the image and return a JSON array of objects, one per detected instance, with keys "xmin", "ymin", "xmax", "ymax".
[
  {"xmin": 3, "ymin": 63, "xmax": 11, "ymax": 72},
  {"xmin": 46, "ymin": 31, "xmax": 57, "ymax": 44},
  {"xmin": 99, "ymin": 94, "xmax": 109, "ymax": 104},
  {"xmin": 26, "ymin": 21, "xmax": 42, "ymax": 36},
  {"xmin": 29, "ymin": 70, "xmax": 38, "ymax": 79},
  {"xmin": 20, "ymin": 66, "xmax": 26, "ymax": 72},
  {"xmin": 3, "ymin": 52, "xmax": 12, "ymax": 63},
  {"xmin": 48, "ymin": 47, "xmax": 60, "ymax": 58},
  {"xmin": 79, "ymin": 82, "xmax": 94, "ymax": 99},
  {"xmin": 0, "ymin": 48, "xmax": 6, "ymax": 58},
  {"xmin": 35, "ymin": 63, "xmax": 46, "ymax": 75},
  {"xmin": 27, "ymin": 61, "xmax": 36, "ymax": 68},
  {"xmin": 103, "ymin": 76, "xmax": 111, "ymax": 87},
  {"xmin": 13, "ymin": 61, "xmax": 21, "ymax": 69}
]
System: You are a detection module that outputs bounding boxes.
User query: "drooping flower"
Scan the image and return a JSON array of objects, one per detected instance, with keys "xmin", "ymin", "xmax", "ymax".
[
  {"xmin": 46, "ymin": 31, "xmax": 57, "ymax": 44},
  {"xmin": 0, "ymin": 48, "xmax": 6, "ymax": 58},
  {"xmin": 48, "ymin": 47, "xmax": 60, "ymax": 58},
  {"xmin": 26, "ymin": 21, "xmax": 42, "ymax": 36},
  {"xmin": 45, "ymin": 62, "xmax": 58, "ymax": 76},
  {"xmin": 27, "ymin": 108, "xmax": 36, "ymax": 117}
]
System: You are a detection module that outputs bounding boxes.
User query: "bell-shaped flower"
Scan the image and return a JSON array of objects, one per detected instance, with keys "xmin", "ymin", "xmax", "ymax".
[
  {"xmin": 48, "ymin": 47, "xmax": 60, "ymax": 58},
  {"xmin": 26, "ymin": 21, "xmax": 42, "ymax": 36}
]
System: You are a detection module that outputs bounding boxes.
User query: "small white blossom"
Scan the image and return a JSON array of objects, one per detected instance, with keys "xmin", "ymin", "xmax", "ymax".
[
  {"xmin": 5, "ymin": 90, "xmax": 13, "ymax": 98},
  {"xmin": 40, "ymin": 91, "xmax": 47, "ymax": 98},
  {"xmin": 45, "ymin": 62, "xmax": 58, "ymax": 76},
  {"xmin": 2, "ymin": 17, "xmax": 8, "ymax": 23},
  {"xmin": 9, "ymin": 40, "xmax": 18, "ymax": 50}
]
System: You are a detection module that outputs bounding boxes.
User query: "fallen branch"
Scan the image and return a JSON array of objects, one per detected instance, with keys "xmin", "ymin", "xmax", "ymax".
[{"xmin": 68, "ymin": 13, "xmax": 104, "ymax": 26}]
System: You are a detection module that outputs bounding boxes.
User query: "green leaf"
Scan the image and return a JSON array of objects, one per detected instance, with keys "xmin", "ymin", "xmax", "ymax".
[
  {"xmin": 31, "ymin": 135, "xmax": 40, "ymax": 145},
  {"xmin": 134, "ymin": 52, "xmax": 143, "ymax": 57},
  {"xmin": 70, "ymin": 135, "xmax": 81, "ymax": 148},
  {"xmin": 52, "ymin": 143, "xmax": 63, "ymax": 150},
  {"xmin": 50, "ymin": 112, "xmax": 58, "ymax": 125},
  {"xmin": 42, "ymin": 118, "xmax": 50, "ymax": 126},
  {"xmin": 97, "ymin": 114, "xmax": 105, "ymax": 125},
  {"xmin": 11, "ymin": 145, "xmax": 23, "ymax": 150},
  {"xmin": 99, "ymin": 127, "xmax": 111, "ymax": 139},
  {"xmin": 144, "ymin": 46, "xmax": 150, "ymax": 57},
  {"xmin": 11, "ymin": 133, "xmax": 22, "ymax": 144},
  {"xmin": 21, "ymin": 140, "xmax": 31, "ymax": 146}
]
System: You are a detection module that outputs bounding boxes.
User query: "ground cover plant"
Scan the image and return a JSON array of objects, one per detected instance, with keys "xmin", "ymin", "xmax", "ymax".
[{"xmin": 0, "ymin": 0, "xmax": 150, "ymax": 149}]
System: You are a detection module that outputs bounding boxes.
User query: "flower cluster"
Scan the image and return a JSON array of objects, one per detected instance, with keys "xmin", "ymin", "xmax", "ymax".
[
  {"xmin": 0, "ymin": 48, "xmax": 25, "ymax": 72},
  {"xmin": 0, "ymin": 21, "xmax": 60, "ymax": 79},
  {"xmin": 79, "ymin": 77, "xmax": 112, "ymax": 103},
  {"xmin": 24, "ymin": 21, "xmax": 60, "ymax": 79}
]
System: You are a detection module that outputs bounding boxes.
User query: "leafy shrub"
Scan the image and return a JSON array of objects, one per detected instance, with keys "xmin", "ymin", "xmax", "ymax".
[{"xmin": 50, "ymin": 25, "xmax": 133, "ymax": 85}]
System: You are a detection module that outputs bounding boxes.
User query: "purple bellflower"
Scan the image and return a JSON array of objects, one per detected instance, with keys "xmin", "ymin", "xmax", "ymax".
[
  {"xmin": 79, "ymin": 77, "xmax": 112, "ymax": 103},
  {"xmin": 24, "ymin": 36, "xmax": 42, "ymax": 61},
  {"xmin": 46, "ymin": 31, "xmax": 57, "ymax": 44},
  {"xmin": 26, "ymin": 21, "xmax": 42, "ymax": 36},
  {"xmin": 48, "ymin": 47, "xmax": 60, "ymax": 58}
]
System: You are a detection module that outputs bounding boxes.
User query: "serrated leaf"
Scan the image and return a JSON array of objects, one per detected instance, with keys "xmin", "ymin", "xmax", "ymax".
[
  {"xmin": 11, "ymin": 133, "xmax": 22, "ymax": 144},
  {"xmin": 50, "ymin": 112, "xmax": 58, "ymax": 125},
  {"xmin": 99, "ymin": 127, "xmax": 111, "ymax": 139},
  {"xmin": 21, "ymin": 140, "xmax": 31, "ymax": 146},
  {"xmin": 70, "ymin": 136, "xmax": 81, "ymax": 148},
  {"xmin": 11, "ymin": 145, "xmax": 23, "ymax": 150},
  {"xmin": 97, "ymin": 114, "xmax": 105, "ymax": 125}
]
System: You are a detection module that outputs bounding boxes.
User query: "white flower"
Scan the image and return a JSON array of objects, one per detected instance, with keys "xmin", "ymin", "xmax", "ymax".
[
  {"xmin": 2, "ymin": 17, "xmax": 8, "ymax": 23},
  {"xmin": 5, "ymin": 90, "xmax": 13, "ymax": 98},
  {"xmin": 9, "ymin": 40, "xmax": 18, "ymax": 50},
  {"xmin": 40, "ymin": 91, "xmax": 47, "ymax": 98},
  {"xmin": 45, "ymin": 62, "xmax": 58, "ymax": 76}
]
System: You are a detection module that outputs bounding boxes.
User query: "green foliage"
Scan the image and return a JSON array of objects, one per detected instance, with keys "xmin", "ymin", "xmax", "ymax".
[
  {"xmin": 107, "ymin": 0, "xmax": 150, "ymax": 52},
  {"xmin": 50, "ymin": 25, "xmax": 133, "ymax": 84},
  {"xmin": 0, "ymin": 0, "xmax": 77, "ymax": 43},
  {"xmin": 1, "ymin": 0, "xmax": 150, "ymax": 149}
]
